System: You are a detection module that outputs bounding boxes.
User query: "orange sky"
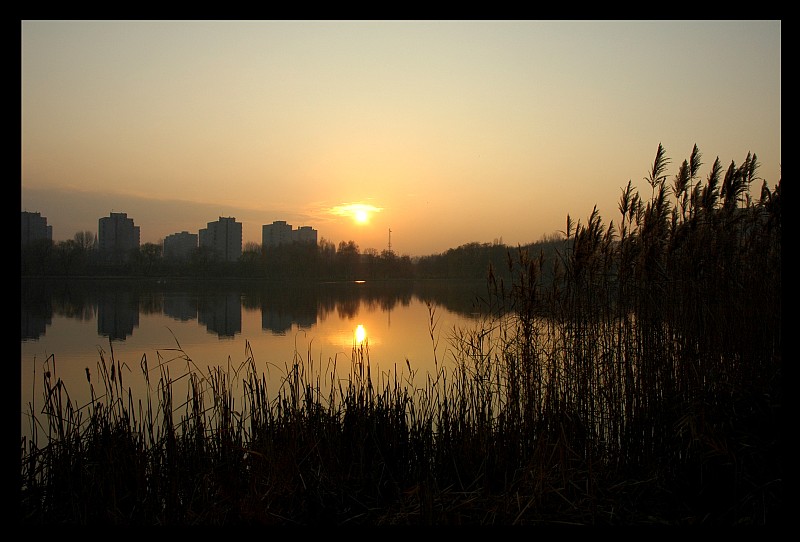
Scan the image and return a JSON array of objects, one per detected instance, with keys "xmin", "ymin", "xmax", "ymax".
[{"xmin": 21, "ymin": 20, "xmax": 781, "ymax": 257}]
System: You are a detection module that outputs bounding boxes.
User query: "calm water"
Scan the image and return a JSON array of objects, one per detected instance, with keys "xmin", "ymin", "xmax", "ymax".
[{"xmin": 21, "ymin": 278, "xmax": 491, "ymax": 440}]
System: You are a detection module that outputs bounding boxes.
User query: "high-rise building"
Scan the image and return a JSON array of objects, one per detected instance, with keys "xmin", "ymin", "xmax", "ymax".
[
  {"xmin": 163, "ymin": 231, "xmax": 198, "ymax": 261},
  {"xmin": 293, "ymin": 225, "xmax": 318, "ymax": 245},
  {"xmin": 199, "ymin": 217, "xmax": 242, "ymax": 262},
  {"xmin": 21, "ymin": 211, "xmax": 52, "ymax": 245},
  {"xmin": 262, "ymin": 220, "xmax": 294, "ymax": 248},
  {"xmin": 98, "ymin": 212, "xmax": 140, "ymax": 261},
  {"xmin": 262, "ymin": 220, "xmax": 318, "ymax": 247}
]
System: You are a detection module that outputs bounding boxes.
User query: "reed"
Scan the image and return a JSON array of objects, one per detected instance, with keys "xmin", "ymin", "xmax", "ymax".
[{"xmin": 20, "ymin": 145, "xmax": 781, "ymax": 525}]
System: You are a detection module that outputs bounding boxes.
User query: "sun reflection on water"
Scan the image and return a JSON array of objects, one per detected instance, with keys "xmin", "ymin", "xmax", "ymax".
[{"xmin": 354, "ymin": 324, "xmax": 367, "ymax": 345}]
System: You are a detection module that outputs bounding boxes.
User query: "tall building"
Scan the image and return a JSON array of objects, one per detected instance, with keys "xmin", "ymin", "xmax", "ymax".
[
  {"xmin": 98, "ymin": 212, "xmax": 140, "ymax": 261},
  {"xmin": 163, "ymin": 231, "xmax": 198, "ymax": 261},
  {"xmin": 21, "ymin": 211, "xmax": 52, "ymax": 245},
  {"xmin": 199, "ymin": 217, "xmax": 242, "ymax": 262},
  {"xmin": 262, "ymin": 220, "xmax": 318, "ymax": 247},
  {"xmin": 293, "ymin": 225, "xmax": 318, "ymax": 245},
  {"xmin": 262, "ymin": 220, "xmax": 294, "ymax": 248}
]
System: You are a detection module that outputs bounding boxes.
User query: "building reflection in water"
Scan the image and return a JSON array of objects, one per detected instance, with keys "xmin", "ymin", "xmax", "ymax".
[
  {"xmin": 97, "ymin": 289, "xmax": 139, "ymax": 340},
  {"xmin": 21, "ymin": 278, "xmax": 487, "ymax": 343},
  {"xmin": 21, "ymin": 305, "xmax": 51, "ymax": 341},
  {"xmin": 199, "ymin": 291, "xmax": 242, "ymax": 338},
  {"xmin": 163, "ymin": 293, "xmax": 197, "ymax": 321}
]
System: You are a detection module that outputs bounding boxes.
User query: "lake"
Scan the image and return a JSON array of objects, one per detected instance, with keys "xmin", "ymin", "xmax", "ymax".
[{"xmin": 21, "ymin": 277, "xmax": 494, "ymax": 441}]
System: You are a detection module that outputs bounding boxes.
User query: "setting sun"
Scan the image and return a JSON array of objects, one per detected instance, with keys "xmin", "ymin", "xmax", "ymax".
[{"xmin": 328, "ymin": 202, "xmax": 383, "ymax": 226}]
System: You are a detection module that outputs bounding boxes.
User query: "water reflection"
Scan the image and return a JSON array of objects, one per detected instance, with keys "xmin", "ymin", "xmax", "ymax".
[
  {"xmin": 21, "ymin": 278, "xmax": 487, "ymax": 342},
  {"xmin": 199, "ymin": 291, "xmax": 241, "ymax": 338},
  {"xmin": 21, "ymin": 278, "xmax": 491, "ymax": 444},
  {"xmin": 97, "ymin": 288, "xmax": 139, "ymax": 340},
  {"xmin": 354, "ymin": 324, "xmax": 367, "ymax": 346}
]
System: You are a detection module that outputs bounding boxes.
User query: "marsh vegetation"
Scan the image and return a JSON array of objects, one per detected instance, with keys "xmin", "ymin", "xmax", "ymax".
[{"xmin": 20, "ymin": 145, "xmax": 782, "ymax": 525}]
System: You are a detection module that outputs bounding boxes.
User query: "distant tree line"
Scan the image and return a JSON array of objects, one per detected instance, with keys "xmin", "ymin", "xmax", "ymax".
[{"xmin": 20, "ymin": 232, "xmax": 568, "ymax": 282}]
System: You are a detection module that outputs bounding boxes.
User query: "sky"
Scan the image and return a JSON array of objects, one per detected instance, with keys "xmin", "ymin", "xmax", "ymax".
[{"xmin": 21, "ymin": 20, "xmax": 781, "ymax": 257}]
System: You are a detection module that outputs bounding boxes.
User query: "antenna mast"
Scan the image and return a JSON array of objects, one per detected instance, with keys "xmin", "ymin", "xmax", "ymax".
[{"xmin": 388, "ymin": 228, "xmax": 392, "ymax": 253}]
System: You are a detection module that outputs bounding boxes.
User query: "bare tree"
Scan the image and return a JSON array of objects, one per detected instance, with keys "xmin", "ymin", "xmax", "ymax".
[{"xmin": 73, "ymin": 231, "xmax": 97, "ymax": 251}]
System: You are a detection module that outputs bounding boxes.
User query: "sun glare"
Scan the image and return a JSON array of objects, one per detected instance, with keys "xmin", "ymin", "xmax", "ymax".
[
  {"xmin": 354, "ymin": 209, "xmax": 369, "ymax": 224},
  {"xmin": 328, "ymin": 202, "xmax": 383, "ymax": 226},
  {"xmin": 355, "ymin": 324, "xmax": 367, "ymax": 345}
]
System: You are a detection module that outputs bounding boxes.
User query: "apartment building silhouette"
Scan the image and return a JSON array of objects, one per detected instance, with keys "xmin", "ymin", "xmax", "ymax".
[
  {"xmin": 98, "ymin": 212, "xmax": 140, "ymax": 262},
  {"xmin": 199, "ymin": 216, "xmax": 242, "ymax": 262},
  {"xmin": 21, "ymin": 211, "xmax": 53, "ymax": 245},
  {"xmin": 22, "ymin": 211, "xmax": 320, "ymax": 261},
  {"xmin": 262, "ymin": 220, "xmax": 318, "ymax": 248},
  {"xmin": 163, "ymin": 231, "xmax": 198, "ymax": 261}
]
